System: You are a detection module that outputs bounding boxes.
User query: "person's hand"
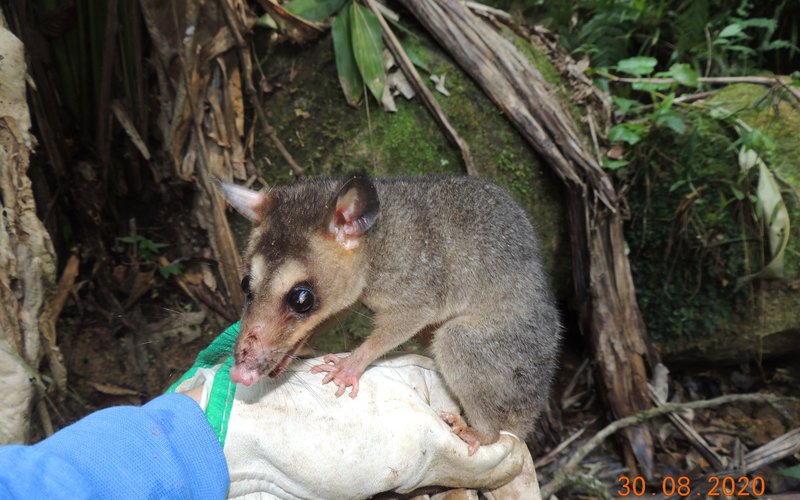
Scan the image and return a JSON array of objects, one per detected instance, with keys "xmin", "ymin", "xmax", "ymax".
[{"xmin": 173, "ymin": 353, "xmax": 536, "ymax": 498}]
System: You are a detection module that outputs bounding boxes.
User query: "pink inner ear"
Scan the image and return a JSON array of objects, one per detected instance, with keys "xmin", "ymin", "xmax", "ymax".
[
  {"xmin": 335, "ymin": 189, "xmax": 361, "ymax": 222},
  {"xmin": 328, "ymin": 175, "xmax": 379, "ymax": 246}
]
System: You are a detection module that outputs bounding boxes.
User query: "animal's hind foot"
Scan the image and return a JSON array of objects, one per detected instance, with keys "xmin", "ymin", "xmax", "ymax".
[{"xmin": 440, "ymin": 411, "xmax": 483, "ymax": 456}]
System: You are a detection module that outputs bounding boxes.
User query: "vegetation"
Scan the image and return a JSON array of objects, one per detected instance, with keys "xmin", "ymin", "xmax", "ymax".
[{"xmin": 494, "ymin": 0, "xmax": 800, "ymax": 350}]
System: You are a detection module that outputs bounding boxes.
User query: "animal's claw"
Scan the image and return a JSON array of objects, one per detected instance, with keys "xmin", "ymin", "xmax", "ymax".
[{"xmin": 440, "ymin": 411, "xmax": 483, "ymax": 455}]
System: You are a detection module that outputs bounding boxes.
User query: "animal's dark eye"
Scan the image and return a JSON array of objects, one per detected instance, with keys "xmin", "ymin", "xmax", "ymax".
[
  {"xmin": 241, "ymin": 275, "xmax": 252, "ymax": 299},
  {"xmin": 287, "ymin": 283, "xmax": 314, "ymax": 314}
]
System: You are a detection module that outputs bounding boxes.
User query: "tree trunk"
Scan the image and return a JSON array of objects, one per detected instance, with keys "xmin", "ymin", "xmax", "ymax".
[{"xmin": 0, "ymin": 20, "xmax": 63, "ymax": 444}]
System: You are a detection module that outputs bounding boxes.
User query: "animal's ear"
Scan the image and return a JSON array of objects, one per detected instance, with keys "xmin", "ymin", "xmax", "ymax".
[
  {"xmin": 328, "ymin": 175, "xmax": 379, "ymax": 250},
  {"xmin": 217, "ymin": 180, "xmax": 270, "ymax": 223}
]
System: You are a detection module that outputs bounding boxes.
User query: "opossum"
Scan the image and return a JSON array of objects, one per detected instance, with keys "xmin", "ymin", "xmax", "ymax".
[{"xmin": 218, "ymin": 174, "xmax": 561, "ymax": 452}]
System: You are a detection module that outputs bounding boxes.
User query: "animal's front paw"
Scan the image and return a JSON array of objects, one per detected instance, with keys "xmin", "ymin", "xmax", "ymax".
[{"xmin": 310, "ymin": 353, "xmax": 363, "ymax": 398}]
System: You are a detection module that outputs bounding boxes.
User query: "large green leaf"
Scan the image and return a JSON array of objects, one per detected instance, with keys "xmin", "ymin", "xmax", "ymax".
[
  {"xmin": 284, "ymin": 0, "xmax": 349, "ymax": 23},
  {"xmin": 332, "ymin": 3, "xmax": 363, "ymax": 106},
  {"xmin": 616, "ymin": 56, "xmax": 657, "ymax": 76},
  {"xmin": 736, "ymin": 148, "xmax": 791, "ymax": 288},
  {"xmin": 669, "ymin": 63, "xmax": 700, "ymax": 88},
  {"xmin": 350, "ymin": 2, "xmax": 385, "ymax": 104}
]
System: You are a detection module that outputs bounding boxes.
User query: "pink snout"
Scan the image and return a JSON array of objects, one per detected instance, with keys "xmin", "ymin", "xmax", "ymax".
[{"xmin": 229, "ymin": 363, "xmax": 260, "ymax": 386}]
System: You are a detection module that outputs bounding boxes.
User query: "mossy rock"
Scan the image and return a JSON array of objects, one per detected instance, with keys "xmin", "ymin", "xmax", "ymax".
[
  {"xmin": 241, "ymin": 28, "xmax": 571, "ymax": 350},
  {"xmin": 625, "ymin": 84, "xmax": 800, "ymax": 362}
]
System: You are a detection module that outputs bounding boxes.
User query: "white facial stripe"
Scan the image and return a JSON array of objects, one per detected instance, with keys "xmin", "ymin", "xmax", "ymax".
[
  {"xmin": 250, "ymin": 254, "xmax": 267, "ymax": 291},
  {"xmin": 271, "ymin": 259, "xmax": 307, "ymax": 298}
]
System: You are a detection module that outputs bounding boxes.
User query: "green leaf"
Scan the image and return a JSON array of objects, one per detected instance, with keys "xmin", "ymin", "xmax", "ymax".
[
  {"xmin": 350, "ymin": 2, "xmax": 385, "ymax": 104},
  {"xmin": 632, "ymin": 81, "xmax": 672, "ymax": 92},
  {"xmin": 669, "ymin": 63, "xmax": 700, "ymax": 88},
  {"xmin": 332, "ymin": 3, "xmax": 363, "ymax": 106},
  {"xmin": 254, "ymin": 13, "xmax": 277, "ymax": 29},
  {"xmin": 403, "ymin": 43, "xmax": 431, "ymax": 73},
  {"xmin": 656, "ymin": 113, "xmax": 686, "ymax": 134},
  {"xmin": 735, "ymin": 149, "xmax": 791, "ymax": 287},
  {"xmin": 158, "ymin": 262, "xmax": 184, "ymax": 279},
  {"xmin": 718, "ymin": 23, "xmax": 744, "ymax": 38},
  {"xmin": 777, "ymin": 464, "xmax": 800, "ymax": 480},
  {"xmin": 602, "ymin": 158, "xmax": 630, "ymax": 170},
  {"xmin": 284, "ymin": 0, "xmax": 348, "ymax": 23},
  {"xmin": 616, "ymin": 56, "xmax": 657, "ymax": 76},
  {"xmin": 669, "ymin": 179, "xmax": 686, "ymax": 192},
  {"xmin": 609, "ymin": 123, "xmax": 644, "ymax": 145},
  {"xmin": 612, "ymin": 96, "xmax": 640, "ymax": 115},
  {"xmin": 738, "ymin": 18, "xmax": 776, "ymax": 30}
]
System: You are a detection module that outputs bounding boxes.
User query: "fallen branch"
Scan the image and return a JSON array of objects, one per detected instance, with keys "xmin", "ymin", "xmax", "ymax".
[{"xmin": 541, "ymin": 393, "xmax": 800, "ymax": 497}]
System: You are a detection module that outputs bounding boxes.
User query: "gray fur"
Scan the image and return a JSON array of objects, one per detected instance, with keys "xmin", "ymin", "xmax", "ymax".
[{"xmin": 362, "ymin": 177, "xmax": 561, "ymax": 440}]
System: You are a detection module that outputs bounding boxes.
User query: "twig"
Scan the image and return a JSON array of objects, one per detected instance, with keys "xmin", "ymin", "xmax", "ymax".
[
  {"xmin": 464, "ymin": 1, "xmax": 512, "ymax": 23},
  {"xmin": 601, "ymin": 74, "xmax": 793, "ymax": 85},
  {"xmin": 364, "ymin": 0, "xmax": 478, "ymax": 176},
  {"xmin": 49, "ymin": 252, "xmax": 80, "ymax": 326},
  {"xmin": 560, "ymin": 356, "xmax": 590, "ymax": 410},
  {"xmin": 534, "ymin": 422, "xmax": 592, "ymax": 468},
  {"xmin": 220, "ymin": 0, "xmax": 305, "ymax": 178},
  {"xmin": 648, "ymin": 385, "xmax": 726, "ymax": 469},
  {"xmin": 541, "ymin": 392, "xmax": 799, "ymax": 497},
  {"xmin": 35, "ymin": 399, "xmax": 54, "ymax": 437},
  {"xmin": 601, "ymin": 73, "xmax": 800, "ymax": 101}
]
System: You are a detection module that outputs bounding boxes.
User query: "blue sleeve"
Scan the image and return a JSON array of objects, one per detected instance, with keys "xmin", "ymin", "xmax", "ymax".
[{"xmin": 0, "ymin": 393, "xmax": 229, "ymax": 500}]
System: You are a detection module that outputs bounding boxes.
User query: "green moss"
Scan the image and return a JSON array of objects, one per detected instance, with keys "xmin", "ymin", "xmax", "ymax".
[{"xmin": 511, "ymin": 29, "xmax": 561, "ymax": 86}]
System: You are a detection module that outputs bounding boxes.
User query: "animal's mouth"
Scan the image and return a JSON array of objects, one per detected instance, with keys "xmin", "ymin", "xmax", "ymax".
[{"xmin": 267, "ymin": 340, "xmax": 304, "ymax": 378}]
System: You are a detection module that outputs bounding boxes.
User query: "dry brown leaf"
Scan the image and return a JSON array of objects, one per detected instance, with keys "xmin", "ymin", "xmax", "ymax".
[
  {"xmin": 607, "ymin": 144, "xmax": 625, "ymax": 160},
  {"xmin": 208, "ymin": 91, "xmax": 231, "ymax": 147},
  {"xmin": 90, "ymin": 382, "xmax": 141, "ymax": 397},
  {"xmin": 180, "ymin": 147, "xmax": 197, "ymax": 180},
  {"xmin": 111, "ymin": 100, "xmax": 151, "ymax": 160},
  {"xmin": 229, "ymin": 66, "xmax": 245, "ymax": 136},
  {"xmin": 200, "ymin": 26, "xmax": 237, "ymax": 66},
  {"xmin": 389, "ymin": 70, "xmax": 415, "ymax": 100}
]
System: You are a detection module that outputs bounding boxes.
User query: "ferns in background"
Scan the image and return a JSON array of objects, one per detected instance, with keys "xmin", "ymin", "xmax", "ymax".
[{"xmin": 532, "ymin": 0, "xmax": 798, "ymax": 76}]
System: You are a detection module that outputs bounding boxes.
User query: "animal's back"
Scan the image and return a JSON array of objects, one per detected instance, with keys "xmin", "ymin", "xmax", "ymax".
[{"xmin": 364, "ymin": 176, "xmax": 561, "ymax": 441}]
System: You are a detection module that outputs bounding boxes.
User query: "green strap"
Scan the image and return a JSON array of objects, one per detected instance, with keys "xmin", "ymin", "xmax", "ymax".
[{"xmin": 167, "ymin": 322, "xmax": 240, "ymax": 447}]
